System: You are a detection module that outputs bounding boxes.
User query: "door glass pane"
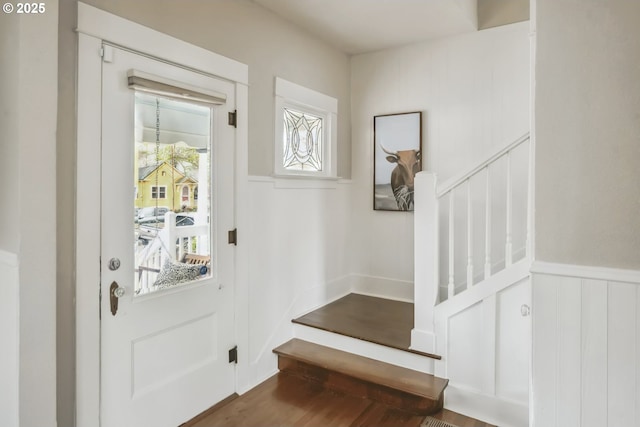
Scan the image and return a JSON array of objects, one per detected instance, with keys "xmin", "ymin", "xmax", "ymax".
[{"xmin": 133, "ymin": 93, "xmax": 212, "ymax": 295}]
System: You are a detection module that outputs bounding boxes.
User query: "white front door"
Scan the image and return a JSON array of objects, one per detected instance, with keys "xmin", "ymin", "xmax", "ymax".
[{"xmin": 100, "ymin": 45, "xmax": 236, "ymax": 427}]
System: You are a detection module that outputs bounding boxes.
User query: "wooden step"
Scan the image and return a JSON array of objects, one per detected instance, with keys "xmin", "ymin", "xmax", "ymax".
[
  {"xmin": 292, "ymin": 293, "xmax": 441, "ymax": 360},
  {"xmin": 273, "ymin": 339, "xmax": 448, "ymax": 415}
]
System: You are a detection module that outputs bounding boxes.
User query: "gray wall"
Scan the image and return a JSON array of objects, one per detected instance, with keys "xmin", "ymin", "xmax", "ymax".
[
  {"xmin": 478, "ymin": 0, "xmax": 529, "ymax": 30},
  {"xmin": 0, "ymin": 12, "xmax": 20, "ymax": 253},
  {"xmin": 535, "ymin": 0, "xmax": 640, "ymax": 269},
  {"xmin": 57, "ymin": 1, "xmax": 77, "ymax": 426}
]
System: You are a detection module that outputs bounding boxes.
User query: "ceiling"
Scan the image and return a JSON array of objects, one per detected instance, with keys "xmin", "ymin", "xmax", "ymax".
[{"xmin": 252, "ymin": 0, "xmax": 479, "ymax": 55}]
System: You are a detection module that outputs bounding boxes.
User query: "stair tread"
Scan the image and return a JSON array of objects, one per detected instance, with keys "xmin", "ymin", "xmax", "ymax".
[
  {"xmin": 273, "ymin": 339, "xmax": 448, "ymax": 400},
  {"xmin": 292, "ymin": 293, "xmax": 441, "ymax": 360}
]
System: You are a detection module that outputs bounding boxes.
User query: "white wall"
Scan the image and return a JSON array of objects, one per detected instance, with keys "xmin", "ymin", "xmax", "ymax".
[
  {"xmin": 0, "ymin": 5, "xmax": 59, "ymax": 427},
  {"xmin": 532, "ymin": 265, "xmax": 640, "ymax": 427},
  {"xmin": 351, "ymin": 22, "xmax": 530, "ymax": 292}
]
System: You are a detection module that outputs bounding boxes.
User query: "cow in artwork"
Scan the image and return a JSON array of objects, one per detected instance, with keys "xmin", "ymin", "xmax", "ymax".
[{"xmin": 381, "ymin": 145, "xmax": 421, "ymax": 211}]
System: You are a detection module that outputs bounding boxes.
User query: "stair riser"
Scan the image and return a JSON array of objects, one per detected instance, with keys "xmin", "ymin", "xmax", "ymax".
[
  {"xmin": 294, "ymin": 324, "xmax": 436, "ymax": 373},
  {"xmin": 278, "ymin": 357, "xmax": 444, "ymax": 415}
]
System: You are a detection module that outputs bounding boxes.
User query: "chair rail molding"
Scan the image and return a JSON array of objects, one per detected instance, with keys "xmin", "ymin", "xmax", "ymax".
[{"xmin": 531, "ymin": 261, "xmax": 640, "ymax": 284}]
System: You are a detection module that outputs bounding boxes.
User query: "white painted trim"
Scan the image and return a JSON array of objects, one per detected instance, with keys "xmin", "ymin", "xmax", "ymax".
[
  {"xmin": 437, "ymin": 133, "xmax": 530, "ymax": 197},
  {"xmin": 247, "ymin": 175, "xmax": 352, "ymax": 189},
  {"xmin": 0, "ymin": 249, "xmax": 18, "ymax": 267},
  {"xmin": 531, "ymin": 261, "xmax": 640, "ymax": 284},
  {"xmin": 76, "ymin": 4, "xmax": 250, "ymax": 424},
  {"xmin": 233, "ymin": 82, "xmax": 250, "ymax": 395},
  {"xmin": 76, "ymin": 32, "xmax": 103, "ymax": 427},
  {"xmin": 275, "ymin": 77, "xmax": 337, "ymax": 113},
  {"xmin": 0, "ymin": 250, "xmax": 19, "ymax": 427},
  {"xmin": 77, "ymin": 2, "xmax": 248, "ymax": 85},
  {"xmin": 293, "ymin": 324, "xmax": 435, "ymax": 375},
  {"xmin": 273, "ymin": 77, "xmax": 338, "ymax": 179},
  {"xmin": 351, "ymin": 274, "xmax": 414, "ymax": 302},
  {"xmin": 435, "ymin": 258, "xmax": 530, "ymax": 318},
  {"xmin": 410, "ymin": 328, "xmax": 436, "ymax": 353}
]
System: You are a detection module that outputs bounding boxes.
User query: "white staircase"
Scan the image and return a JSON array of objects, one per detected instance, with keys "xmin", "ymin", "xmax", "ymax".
[{"xmin": 412, "ymin": 133, "xmax": 532, "ymax": 427}]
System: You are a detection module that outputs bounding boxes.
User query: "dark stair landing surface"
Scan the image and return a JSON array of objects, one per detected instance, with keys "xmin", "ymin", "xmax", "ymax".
[
  {"xmin": 273, "ymin": 339, "xmax": 448, "ymax": 416},
  {"xmin": 292, "ymin": 293, "xmax": 441, "ymax": 359}
]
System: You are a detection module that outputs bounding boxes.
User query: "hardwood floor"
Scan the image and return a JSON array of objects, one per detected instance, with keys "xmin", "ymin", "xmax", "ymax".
[
  {"xmin": 184, "ymin": 374, "xmax": 495, "ymax": 427},
  {"xmin": 292, "ymin": 293, "xmax": 440, "ymax": 359}
]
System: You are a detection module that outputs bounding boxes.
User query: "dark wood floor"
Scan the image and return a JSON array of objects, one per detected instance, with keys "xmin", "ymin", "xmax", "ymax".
[
  {"xmin": 292, "ymin": 293, "xmax": 440, "ymax": 359},
  {"xmin": 184, "ymin": 373, "xmax": 494, "ymax": 427}
]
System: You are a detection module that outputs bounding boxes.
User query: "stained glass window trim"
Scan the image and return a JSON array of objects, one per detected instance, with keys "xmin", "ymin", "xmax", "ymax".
[{"xmin": 274, "ymin": 77, "xmax": 337, "ymax": 179}]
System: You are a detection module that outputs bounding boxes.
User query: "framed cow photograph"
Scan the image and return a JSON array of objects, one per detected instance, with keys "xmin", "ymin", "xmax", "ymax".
[{"xmin": 373, "ymin": 111, "xmax": 422, "ymax": 211}]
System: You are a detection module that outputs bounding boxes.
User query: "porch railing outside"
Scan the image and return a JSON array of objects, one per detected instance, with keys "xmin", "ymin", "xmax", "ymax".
[{"xmin": 135, "ymin": 211, "xmax": 209, "ymax": 294}]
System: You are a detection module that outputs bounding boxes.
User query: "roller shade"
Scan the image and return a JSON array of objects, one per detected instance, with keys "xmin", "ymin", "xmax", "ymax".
[{"xmin": 127, "ymin": 69, "xmax": 226, "ymax": 105}]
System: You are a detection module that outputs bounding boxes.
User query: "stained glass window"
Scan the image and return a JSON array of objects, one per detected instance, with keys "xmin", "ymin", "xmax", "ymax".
[
  {"xmin": 274, "ymin": 77, "xmax": 337, "ymax": 179},
  {"xmin": 282, "ymin": 108, "xmax": 323, "ymax": 172}
]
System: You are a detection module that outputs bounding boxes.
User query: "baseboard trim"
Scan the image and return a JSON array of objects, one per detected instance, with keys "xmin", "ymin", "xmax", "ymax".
[
  {"xmin": 531, "ymin": 261, "xmax": 640, "ymax": 284},
  {"xmin": 444, "ymin": 385, "xmax": 528, "ymax": 427},
  {"xmin": 351, "ymin": 274, "xmax": 414, "ymax": 302}
]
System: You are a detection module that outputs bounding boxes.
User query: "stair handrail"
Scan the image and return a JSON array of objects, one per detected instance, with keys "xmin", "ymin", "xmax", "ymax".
[{"xmin": 436, "ymin": 132, "xmax": 530, "ymax": 198}]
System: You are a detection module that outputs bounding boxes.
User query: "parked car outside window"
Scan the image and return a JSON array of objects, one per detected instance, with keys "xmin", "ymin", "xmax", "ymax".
[
  {"xmin": 137, "ymin": 206, "xmax": 170, "ymax": 224},
  {"xmin": 137, "ymin": 212, "xmax": 196, "ymax": 242}
]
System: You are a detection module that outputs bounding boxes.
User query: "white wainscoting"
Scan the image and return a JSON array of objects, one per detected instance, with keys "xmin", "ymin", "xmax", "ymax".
[
  {"xmin": 0, "ymin": 250, "xmax": 19, "ymax": 427},
  {"xmin": 246, "ymin": 177, "xmax": 354, "ymax": 386},
  {"xmin": 531, "ymin": 262, "xmax": 640, "ymax": 427},
  {"xmin": 435, "ymin": 274, "xmax": 530, "ymax": 427}
]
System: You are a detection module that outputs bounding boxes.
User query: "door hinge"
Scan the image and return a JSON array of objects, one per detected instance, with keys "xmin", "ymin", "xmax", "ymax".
[
  {"xmin": 228, "ymin": 228, "xmax": 237, "ymax": 245},
  {"xmin": 228, "ymin": 110, "xmax": 237, "ymax": 128},
  {"xmin": 228, "ymin": 346, "xmax": 238, "ymax": 364}
]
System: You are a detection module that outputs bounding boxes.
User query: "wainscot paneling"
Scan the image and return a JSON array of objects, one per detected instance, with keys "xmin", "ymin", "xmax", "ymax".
[
  {"xmin": 435, "ymin": 276, "xmax": 530, "ymax": 427},
  {"xmin": 246, "ymin": 177, "xmax": 354, "ymax": 386},
  {"xmin": 0, "ymin": 250, "xmax": 19, "ymax": 427},
  {"xmin": 531, "ymin": 263, "xmax": 640, "ymax": 427}
]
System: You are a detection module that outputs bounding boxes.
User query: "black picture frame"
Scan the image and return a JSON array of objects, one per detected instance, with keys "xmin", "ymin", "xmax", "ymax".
[{"xmin": 373, "ymin": 111, "xmax": 423, "ymax": 211}]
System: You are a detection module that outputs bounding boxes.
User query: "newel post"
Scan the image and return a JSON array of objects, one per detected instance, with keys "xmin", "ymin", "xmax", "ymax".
[{"xmin": 410, "ymin": 171, "xmax": 438, "ymax": 354}]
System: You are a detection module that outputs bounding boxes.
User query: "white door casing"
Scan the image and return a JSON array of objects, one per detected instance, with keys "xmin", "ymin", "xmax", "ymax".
[
  {"xmin": 100, "ymin": 45, "xmax": 235, "ymax": 427},
  {"xmin": 76, "ymin": 4, "xmax": 250, "ymax": 426}
]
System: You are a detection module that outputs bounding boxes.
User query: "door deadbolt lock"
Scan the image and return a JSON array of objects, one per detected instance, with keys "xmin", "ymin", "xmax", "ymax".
[
  {"xmin": 520, "ymin": 304, "xmax": 531, "ymax": 317},
  {"xmin": 110, "ymin": 282, "xmax": 125, "ymax": 316},
  {"xmin": 108, "ymin": 258, "xmax": 121, "ymax": 271}
]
